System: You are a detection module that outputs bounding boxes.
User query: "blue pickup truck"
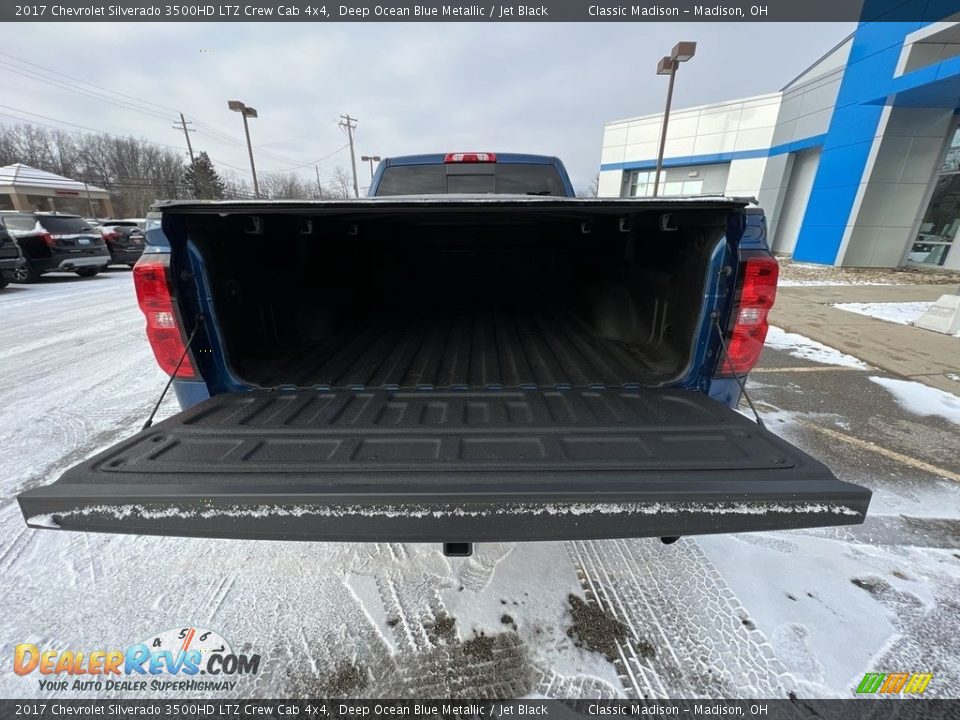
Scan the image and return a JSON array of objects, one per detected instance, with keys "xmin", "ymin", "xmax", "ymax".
[{"xmin": 19, "ymin": 152, "xmax": 870, "ymax": 548}]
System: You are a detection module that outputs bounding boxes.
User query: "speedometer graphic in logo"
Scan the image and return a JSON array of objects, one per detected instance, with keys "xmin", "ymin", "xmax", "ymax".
[{"xmin": 140, "ymin": 626, "xmax": 232, "ymax": 669}]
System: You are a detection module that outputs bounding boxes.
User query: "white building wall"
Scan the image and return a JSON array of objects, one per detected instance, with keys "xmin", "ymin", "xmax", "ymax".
[
  {"xmin": 770, "ymin": 148, "xmax": 821, "ymax": 255},
  {"xmin": 598, "ymin": 38, "xmax": 850, "ymax": 259},
  {"xmin": 838, "ymin": 106, "xmax": 956, "ymax": 267},
  {"xmin": 599, "ymin": 93, "xmax": 783, "ymax": 199}
]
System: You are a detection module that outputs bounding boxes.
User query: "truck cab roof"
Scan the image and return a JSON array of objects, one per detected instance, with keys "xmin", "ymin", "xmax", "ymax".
[{"xmin": 371, "ymin": 152, "xmax": 576, "ymax": 197}]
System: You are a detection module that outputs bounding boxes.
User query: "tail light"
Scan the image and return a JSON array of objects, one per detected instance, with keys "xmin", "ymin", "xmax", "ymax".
[
  {"xmin": 717, "ymin": 253, "xmax": 779, "ymax": 377},
  {"xmin": 133, "ymin": 255, "xmax": 196, "ymax": 378},
  {"xmin": 39, "ymin": 232, "xmax": 56, "ymax": 247},
  {"xmin": 444, "ymin": 152, "xmax": 496, "ymax": 163}
]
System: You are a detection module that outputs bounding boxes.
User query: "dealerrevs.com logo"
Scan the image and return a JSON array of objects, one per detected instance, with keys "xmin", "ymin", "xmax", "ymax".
[{"xmin": 13, "ymin": 626, "xmax": 260, "ymax": 693}]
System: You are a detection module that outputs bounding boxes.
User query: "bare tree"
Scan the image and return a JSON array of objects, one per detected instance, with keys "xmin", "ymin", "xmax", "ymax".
[
  {"xmin": 0, "ymin": 123, "xmax": 187, "ymax": 215},
  {"xmin": 325, "ymin": 166, "xmax": 352, "ymax": 199},
  {"xmin": 220, "ymin": 170, "xmax": 254, "ymax": 200},
  {"xmin": 576, "ymin": 174, "xmax": 600, "ymax": 198},
  {"xmin": 259, "ymin": 172, "xmax": 314, "ymax": 200}
]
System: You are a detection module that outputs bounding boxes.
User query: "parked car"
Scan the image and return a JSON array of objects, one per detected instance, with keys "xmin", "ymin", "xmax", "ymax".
[
  {"xmin": 99, "ymin": 220, "xmax": 145, "ymax": 267},
  {"xmin": 0, "ymin": 224, "xmax": 26, "ymax": 289},
  {"xmin": 19, "ymin": 152, "xmax": 871, "ymax": 551},
  {"xmin": 0, "ymin": 212, "xmax": 110, "ymax": 282}
]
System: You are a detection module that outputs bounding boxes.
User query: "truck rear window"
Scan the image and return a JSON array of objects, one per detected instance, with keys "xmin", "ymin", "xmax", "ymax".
[{"xmin": 376, "ymin": 163, "xmax": 565, "ymax": 196}]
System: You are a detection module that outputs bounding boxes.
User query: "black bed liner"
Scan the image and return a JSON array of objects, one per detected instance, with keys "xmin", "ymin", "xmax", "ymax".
[
  {"xmin": 242, "ymin": 300, "xmax": 678, "ymax": 389},
  {"xmin": 18, "ymin": 387, "xmax": 871, "ymax": 542}
]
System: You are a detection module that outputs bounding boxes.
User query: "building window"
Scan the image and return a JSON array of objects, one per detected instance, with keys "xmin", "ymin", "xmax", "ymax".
[
  {"xmin": 627, "ymin": 171, "xmax": 653, "ymax": 197},
  {"xmin": 907, "ymin": 125, "xmax": 960, "ymax": 267},
  {"xmin": 25, "ymin": 194, "xmax": 53, "ymax": 211},
  {"xmin": 625, "ymin": 170, "xmax": 704, "ymax": 197}
]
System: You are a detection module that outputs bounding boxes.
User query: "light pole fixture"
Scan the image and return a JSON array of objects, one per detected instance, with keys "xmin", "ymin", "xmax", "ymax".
[
  {"xmin": 361, "ymin": 155, "xmax": 381, "ymax": 181},
  {"xmin": 652, "ymin": 41, "xmax": 696, "ymax": 198},
  {"xmin": 228, "ymin": 99, "xmax": 260, "ymax": 198}
]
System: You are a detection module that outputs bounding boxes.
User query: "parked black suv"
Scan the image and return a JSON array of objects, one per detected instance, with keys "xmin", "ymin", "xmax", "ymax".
[
  {"xmin": 0, "ymin": 224, "xmax": 26, "ymax": 289},
  {"xmin": 99, "ymin": 220, "xmax": 145, "ymax": 267},
  {"xmin": 0, "ymin": 212, "xmax": 110, "ymax": 282}
]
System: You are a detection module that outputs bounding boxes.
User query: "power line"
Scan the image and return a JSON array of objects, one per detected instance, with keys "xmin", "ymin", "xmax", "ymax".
[
  {"xmin": 0, "ymin": 56, "xmax": 300, "ymax": 169},
  {"xmin": 0, "ymin": 50, "xmax": 182, "ymax": 116},
  {"xmin": 0, "ymin": 104, "xmax": 182, "ymax": 149},
  {"xmin": 0, "ymin": 60, "xmax": 174, "ymax": 124},
  {"xmin": 0, "ymin": 106, "xmax": 249, "ymax": 174},
  {"xmin": 0, "ymin": 50, "xmax": 349, "ymax": 180},
  {"xmin": 189, "ymin": 120, "xmax": 332, "ymax": 168},
  {"xmin": 0, "ymin": 50, "xmax": 344, "ymax": 176},
  {"xmin": 267, "ymin": 144, "xmax": 350, "ymax": 173}
]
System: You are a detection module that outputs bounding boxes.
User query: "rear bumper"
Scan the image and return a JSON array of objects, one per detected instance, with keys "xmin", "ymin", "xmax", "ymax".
[
  {"xmin": 34, "ymin": 254, "xmax": 110, "ymax": 273},
  {"xmin": 107, "ymin": 247, "xmax": 143, "ymax": 265},
  {"xmin": 18, "ymin": 388, "xmax": 871, "ymax": 542},
  {"xmin": 0, "ymin": 256, "xmax": 25, "ymax": 275},
  {"xmin": 21, "ymin": 493, "xmax": 868, "ymax": 543}
]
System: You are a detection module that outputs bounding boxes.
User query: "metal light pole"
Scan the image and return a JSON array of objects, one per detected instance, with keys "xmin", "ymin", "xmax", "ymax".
[
  {"xmin": 361, "ymin": 155, "xmax": 381, "ymax": 182},
  {"xmin": 652, "ymin": 41, "xmax": 696, "ymax": 198},
  {"xmin": 228, "ymin": 100, "xmax": 260, "ymax": 198}
]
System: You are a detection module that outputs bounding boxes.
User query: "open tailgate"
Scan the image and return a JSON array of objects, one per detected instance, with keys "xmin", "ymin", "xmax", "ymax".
[{"xmin": 18, "ymin": 388, "xmax": 870, "ymax": 541}]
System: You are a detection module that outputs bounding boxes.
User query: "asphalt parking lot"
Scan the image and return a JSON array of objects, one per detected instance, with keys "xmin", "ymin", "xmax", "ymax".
[{"xmin": 1, "ymin": 271, "xmax": 959, "ymax": 699}]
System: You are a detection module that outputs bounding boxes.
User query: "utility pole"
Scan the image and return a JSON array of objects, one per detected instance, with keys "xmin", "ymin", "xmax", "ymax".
[
  {"xmin": 338, "ymin": 114, "xmax": 359, "ymax": 198},
  {"xmin": 174, "ymin": 113, "xmax": 196, "ymax": 165},
  {"xmin": 315, "ymin": 165, "xmax": 324, "ymax": 199}
]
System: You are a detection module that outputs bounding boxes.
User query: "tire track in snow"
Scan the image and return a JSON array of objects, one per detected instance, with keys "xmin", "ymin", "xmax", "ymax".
[
  {"xmin": 568, "ymin": 538, "xmax": 797, "ymax": 699},
  {"xmin": 204, "ymin": 575, "xmax": 237, "ymax": 624},
  {"xmin": 0, "ymin": 525, "xmax": 34, "ymax": 576}
]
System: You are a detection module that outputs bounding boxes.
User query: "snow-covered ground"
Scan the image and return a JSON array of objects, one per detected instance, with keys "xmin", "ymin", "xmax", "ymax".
[
  {"xmin": 870, "ymin": 377, "xmax": 960, "ymax": 425},
  {"xmin": 1, "ymin": 273, "xmax": 959, "ymax": 700},
  {"xmin": 834, "ymin": 301, "xmax": 960, "ymax": 337},
  {"xmin": 778, "ymin": 260, "xmax": 960, "ymax": 287},
  {"xmin": 764, "ymin": 326, "xmax": 870, "ymax": 369},
  {"xmin": 835, "ymin": 301, "xmax": 935, "ymax": 326}
]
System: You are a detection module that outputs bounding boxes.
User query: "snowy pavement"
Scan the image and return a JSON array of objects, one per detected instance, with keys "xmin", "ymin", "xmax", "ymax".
[{"xmin": 1, "ymin": 272, "xmax": 960, "ymax": 699}]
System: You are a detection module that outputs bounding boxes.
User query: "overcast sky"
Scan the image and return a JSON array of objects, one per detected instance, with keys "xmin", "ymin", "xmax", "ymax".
[{"xmin": 2, "ymin": 22, "xmax": 854, "ymax": 192}]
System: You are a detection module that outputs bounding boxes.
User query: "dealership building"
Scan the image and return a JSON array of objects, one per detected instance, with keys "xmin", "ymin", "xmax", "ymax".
[
  {"xmin": 599, "ymin": 21, "xmax": 960, "ymax": 270},
  {"xmin": 0, "ymin": 163, "xmax": 114, "ymax": 217}
]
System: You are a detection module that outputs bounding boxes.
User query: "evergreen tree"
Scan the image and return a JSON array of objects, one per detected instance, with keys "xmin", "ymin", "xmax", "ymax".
[{"xmin": 184, "ymin": 151, "xmax": 225, "ymax": 199}]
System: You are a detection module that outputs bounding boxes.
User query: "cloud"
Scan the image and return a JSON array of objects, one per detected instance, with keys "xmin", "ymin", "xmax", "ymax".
[{"xmin": 1, "ymin": 21, "xmax": 854, "ymax": 190}]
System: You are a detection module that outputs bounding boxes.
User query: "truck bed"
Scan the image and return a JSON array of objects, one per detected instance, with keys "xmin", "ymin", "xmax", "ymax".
[{"xmin": 239, "ymin": 299, "xmax": 680, "ymax": 389}]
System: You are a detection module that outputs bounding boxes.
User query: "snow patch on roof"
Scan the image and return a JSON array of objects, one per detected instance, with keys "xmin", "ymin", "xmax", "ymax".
[{"xmin": 0, "ymin": 163, "xmax": 108, "ymax": 193}]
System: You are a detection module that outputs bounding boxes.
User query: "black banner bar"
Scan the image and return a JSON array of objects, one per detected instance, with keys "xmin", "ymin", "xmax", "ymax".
[
  {"xmin": 4, "ymin": 0, "xmax": 957, "ymax": 22},
  {"xmin": 1, "ymin": 699, "xmax": 959, "ymax": 720}
]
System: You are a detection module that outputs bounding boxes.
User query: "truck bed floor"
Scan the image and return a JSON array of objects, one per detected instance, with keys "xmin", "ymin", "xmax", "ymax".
[{"xmin": 237, "ymin": 300, "xmax": 680, "ymax": 389}]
